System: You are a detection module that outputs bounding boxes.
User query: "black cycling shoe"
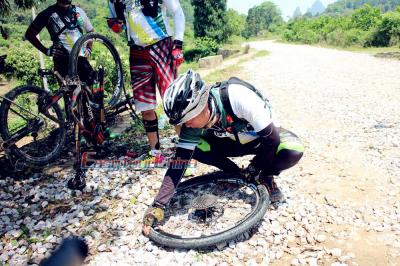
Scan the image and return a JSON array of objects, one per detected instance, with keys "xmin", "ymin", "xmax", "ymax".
[
  {"xmin": 257, "ymin": 175, "xmax": 284, "ymax": 203},
  {"xmin": 67, "ymin": 171, "xmax": 86, "ymax": 190}
]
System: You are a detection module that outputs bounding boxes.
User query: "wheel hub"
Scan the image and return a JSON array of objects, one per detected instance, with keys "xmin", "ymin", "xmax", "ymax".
[{"xmin": 191, "ymin": 194, "xmax": 218, "ymax": 209}]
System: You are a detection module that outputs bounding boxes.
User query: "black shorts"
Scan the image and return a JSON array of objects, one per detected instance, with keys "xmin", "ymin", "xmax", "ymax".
[{"xmin": 53, "ymin": 56, "xmax": 95, "ymax": 85}]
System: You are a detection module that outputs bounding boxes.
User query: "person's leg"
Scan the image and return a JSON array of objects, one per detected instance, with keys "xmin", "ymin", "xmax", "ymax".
[
  {"xmin": 150, "ymin": 37, "xmax": 176, "ymax": 97},
  {"xmin": 258, "ymin": 128, "xmax": 304, "ymax": 203},
  {"xmin": 262, "ymin": 128, "xmax": 304, "ymax": 175},
  {"xmin": 192, "ymin": 136, "xmax": 259, "ymax": 173},
  {"xmin": 130, "ymin": 46, "xmax": 160, "ymax": 151},
  {"xmin": 142, "ymin": 108, "xmax": 160, "ymax": 150},
  {"xmin": 53, "ymin": 56, "xmax": 72, "ymax": 123},
  {"xmin": 77, "ymin": 56, "xmax": 95, "ymax": 86},
  {"xmin": 149, "ymin": 38, "xmax": 177, "ymax": 144}
]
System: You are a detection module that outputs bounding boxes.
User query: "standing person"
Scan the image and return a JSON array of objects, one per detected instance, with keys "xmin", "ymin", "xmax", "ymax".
[
  {"xmin": 25, "ymin": 0, "xmax": 96, "ymax": 190},
  {"xmin": 107, "ymin": 0, "xmax": 185, "ymax": 158},
  {"xmin": 142, "ymin": 70, "xmax": 304, "ymax": 234},
  {"xmin": 25, "ymin": 0, "xmax": 95, "ymax": 85}
]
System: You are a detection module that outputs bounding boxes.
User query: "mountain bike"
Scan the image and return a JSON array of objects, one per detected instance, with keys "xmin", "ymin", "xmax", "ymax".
[
  {"xmin": 147, "ymin": 172, "xmax": 270, "ymax": 249},
  {"xmin": 0, "ymin": 33, "xmax": 137, "ymax": 178}
]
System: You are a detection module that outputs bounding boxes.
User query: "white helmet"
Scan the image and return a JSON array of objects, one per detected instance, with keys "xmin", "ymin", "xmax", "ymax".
[{"xmin": 163, "ymin": 70, "xmax": 209, "ymax": 125}]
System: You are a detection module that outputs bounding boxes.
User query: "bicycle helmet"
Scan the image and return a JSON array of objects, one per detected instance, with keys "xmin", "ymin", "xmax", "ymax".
[{"xmin": 163, "ymin": 69, "xmax": 209, "ymax": 125}]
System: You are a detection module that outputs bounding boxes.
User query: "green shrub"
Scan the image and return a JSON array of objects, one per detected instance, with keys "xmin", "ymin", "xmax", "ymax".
[
  {"xmin": 282, "ymin": 5, "xmax": 400, "ymax": 48},
  {"xmin": 370, "ymin": 11, "xmax": 400, "ymax": 46},
  {"xmin": 4, "ymin": 42, "xmax": 59, "ymax": 89},
  {"xmin": 5, "ymin": 43, "xmax": 43, "ymax": 86},
  {"xmin": 351, "ymin": 4, "xmax": 382, "ymax": 31},
  {"xmin": 184, "ymin": 37, "xmax": 219, "ymax": 62}
]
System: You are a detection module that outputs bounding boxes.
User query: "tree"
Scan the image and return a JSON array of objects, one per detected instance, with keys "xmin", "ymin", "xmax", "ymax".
[
  {"xmin": 191, "ymin": 0, "xmax": 229, "ymax": 43},
  {"xmin": 325, "ymin": 0, "xmax": 400, "ymax": 15},
  {"xmin": 351, "ymin": 4, "xmax": 381, "ymax": 31},
  {"xmin": 225, "ymin": 8, "xmax": 246, "ymax": 37},
  {"xmin": 180, "ymin": 0, "xmax": 194, "ymax": 26},
  {"xmin": 0, "ymin": 0, "xmax": 44, "ymax": 16},
  {"xmin": 243, "ymin": 1, "xmax": 283, "ymax": 37}
]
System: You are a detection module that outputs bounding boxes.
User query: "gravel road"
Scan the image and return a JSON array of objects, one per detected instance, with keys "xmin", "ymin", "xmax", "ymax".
[{"xmin": 1, "ymin": 41, "xmax": 399, "ymax": 265}]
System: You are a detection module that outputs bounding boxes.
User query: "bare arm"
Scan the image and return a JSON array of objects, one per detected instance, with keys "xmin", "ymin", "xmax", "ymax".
[{"xmin": 25, "ymin": 25, "xmax": 48, "ymax": 55}]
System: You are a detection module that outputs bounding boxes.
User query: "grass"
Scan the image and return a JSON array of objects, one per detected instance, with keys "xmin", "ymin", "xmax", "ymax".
[
  {"xmin": 333, "ymin": 45, "xmax": 400, "ymax": 54},
  {"xmin": 238, "ymin": 50, "xmax": 270, "ymax": 64},
  {"xmin": 253, "ymin": 50, "xmax": 270, "ymax": 57},
  {"xmin": 203, "ymin": 65, "xmax": 243, "ymax": 84},
  {"xmin": 179, "ymin": 61, "xmax": 199, "ymax": 75},
  {"xmin": 276, "ymin": 38, "xmax": 400, "ymax": 55},
  {"xmin": 309, "ymin": 42, "xmax": 400, "ymax": 55}
]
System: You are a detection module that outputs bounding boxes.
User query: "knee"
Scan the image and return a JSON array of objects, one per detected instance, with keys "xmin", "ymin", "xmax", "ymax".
[
  {"xmin": 286, "ymin": 150, "xmax": 304, "ymax": 167},
  {"xmin": 276, "ymin": 149, "xmax": 304, "ymax": 171},
  {"xmin": 142, "ymin": 110, "xmax": 156, "ymax": 120}
]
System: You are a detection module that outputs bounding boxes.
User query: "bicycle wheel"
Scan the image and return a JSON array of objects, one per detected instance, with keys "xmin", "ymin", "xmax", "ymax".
[
  {"xmin": 148, "ymin": 172, "xmax": 270, "ymax": 249},
  {"xmin": 0, "ymin": 85, "xmax": 66, "ymax": 167},
  {"xmin": 69, "ymin": 33, "xmax": 124, "ymax": 109}
]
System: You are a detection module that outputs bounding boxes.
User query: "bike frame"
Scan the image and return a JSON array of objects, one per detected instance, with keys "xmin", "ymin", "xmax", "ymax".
[{"xmin": 0, "ymin": 68, "xmax": 137, "ymax": 170}]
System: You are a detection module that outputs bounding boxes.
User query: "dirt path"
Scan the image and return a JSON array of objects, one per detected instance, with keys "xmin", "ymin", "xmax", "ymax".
[{"xmin": 241, "ymin": 40, "xmax": 400, "ymax": 265}]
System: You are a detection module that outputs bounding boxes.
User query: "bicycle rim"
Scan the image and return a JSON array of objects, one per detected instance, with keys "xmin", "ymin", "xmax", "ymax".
[
  {"xmin": 0, "ymin": 86, "xmax": 66, "ymax": 167},
  {"xmin": 69, "ymin": 33, "xmax": 124, "ymax": 109},
  {"xmin": 148, "ymin": 173, "xmax": 269, "ymax": 249}
]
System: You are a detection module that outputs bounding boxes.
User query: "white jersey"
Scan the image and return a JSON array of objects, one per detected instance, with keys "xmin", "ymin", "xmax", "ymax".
[
  {"xmin": 108, "ymin": 0, "xmax": 185, "ymax": 47},
  {"xmin": 217, "ymin": 83, "xmax": 278, "ymax": 144}
]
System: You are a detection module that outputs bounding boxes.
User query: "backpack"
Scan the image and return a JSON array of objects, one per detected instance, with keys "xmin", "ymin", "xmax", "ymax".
[
  {"xmin": 109, "ymin": 0, "xmax": 160, "ymax": 20},
  {"xmin": 110, "ymin": 0, "xmax": 126, "ymax": 22},
  {"xmin": 216, "ymin": 77, "xmax": 272, "ymax": 143},
  {"xmin": 140, "ymin": 0, "xmax": 159, "ymax": 18},
  {"xmin": 51, "ymin": 5, "xmax": 83, "ymax": 38}
]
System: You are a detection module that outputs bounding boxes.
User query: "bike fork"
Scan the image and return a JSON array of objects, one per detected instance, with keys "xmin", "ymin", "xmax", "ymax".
[{"xmin": 67, "ymin": 124, "xmax": 87, "ymax": 190}]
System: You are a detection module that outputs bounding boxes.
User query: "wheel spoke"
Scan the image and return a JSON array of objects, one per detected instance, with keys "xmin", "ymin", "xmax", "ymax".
[
  {"xmin": 1, "ymin": 86, "xmax": 66, "ymax": 165},
  {"xmin": 160, "ymin": 178, "xmax": 259, "ymax": 238}
]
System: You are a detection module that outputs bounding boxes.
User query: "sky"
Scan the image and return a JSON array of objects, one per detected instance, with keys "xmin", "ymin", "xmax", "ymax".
[{"xmin": 227, "ymin": 0, "xmax": 337, "ymax": 19}]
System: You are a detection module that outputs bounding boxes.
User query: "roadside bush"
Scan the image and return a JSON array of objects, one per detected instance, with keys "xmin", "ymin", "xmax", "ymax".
[
  {"xmin": 282, "ymin": 5, "xmax": 400, "ymax": 48},
  {"xmin": 184, "ymin": 37, "xmax": 219, "ymax": 62},
  {"xmin": 5, "ymin": 43, "xmax": 43, "ymax": 86},
  {"xmin": 327, "ymin": 28, "xmax": 368, "ymax": 46},
  {"xmin": 4, "ymin": 43, "xmax": 58, "ymax": 89},
  {"xmin": 350, "ymin": 4, "xmax": 382, "ymax": 31},
  {"xmin": 369, "ymin": 11, "xmax": 400, "ymax": 46}
]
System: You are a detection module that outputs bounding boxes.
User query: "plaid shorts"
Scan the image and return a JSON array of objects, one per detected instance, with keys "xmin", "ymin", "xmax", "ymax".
[{"xmin": 129, "ymin": 37, "xmax": 176, "ymax": 112}]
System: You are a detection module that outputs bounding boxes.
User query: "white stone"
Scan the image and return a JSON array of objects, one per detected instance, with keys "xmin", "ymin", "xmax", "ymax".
[
  {"xmin": 316, "ymin": 234, "xmax": 327, "ymax": 243},
  {"xmin": 97, "ymin": 244, "xmax": 107, "ymax": 252},
  {"xmin": 291, "ymin": 258, "xmax": 299, "ymax": 266},
  {"xmin": 331, "ymin": 248, "xmax": 342, "ymax": 257}
]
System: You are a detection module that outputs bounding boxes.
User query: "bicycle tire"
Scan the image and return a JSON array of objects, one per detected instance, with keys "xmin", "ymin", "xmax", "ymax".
[
  {"xmin": 148, "ymin": 173, "xmax": 270, "ymax": 249},
  {"xmin": 0, "ymin": 85, "xmax": 66, "ymax": 167},
  {"xmin": 68, "ymin": 33, "xmax": 123, "ymax": 108}
]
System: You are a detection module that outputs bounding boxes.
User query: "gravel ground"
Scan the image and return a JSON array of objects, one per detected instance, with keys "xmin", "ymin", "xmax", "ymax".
[{"xmin": 1, "ymin": 41, "xmax": 400, "ymax": 265}]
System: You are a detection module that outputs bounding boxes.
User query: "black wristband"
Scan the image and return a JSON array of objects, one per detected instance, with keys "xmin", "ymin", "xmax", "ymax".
[{"xmin": 173, "ymin": 40, "xmax": 183, "ymax": 49}]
